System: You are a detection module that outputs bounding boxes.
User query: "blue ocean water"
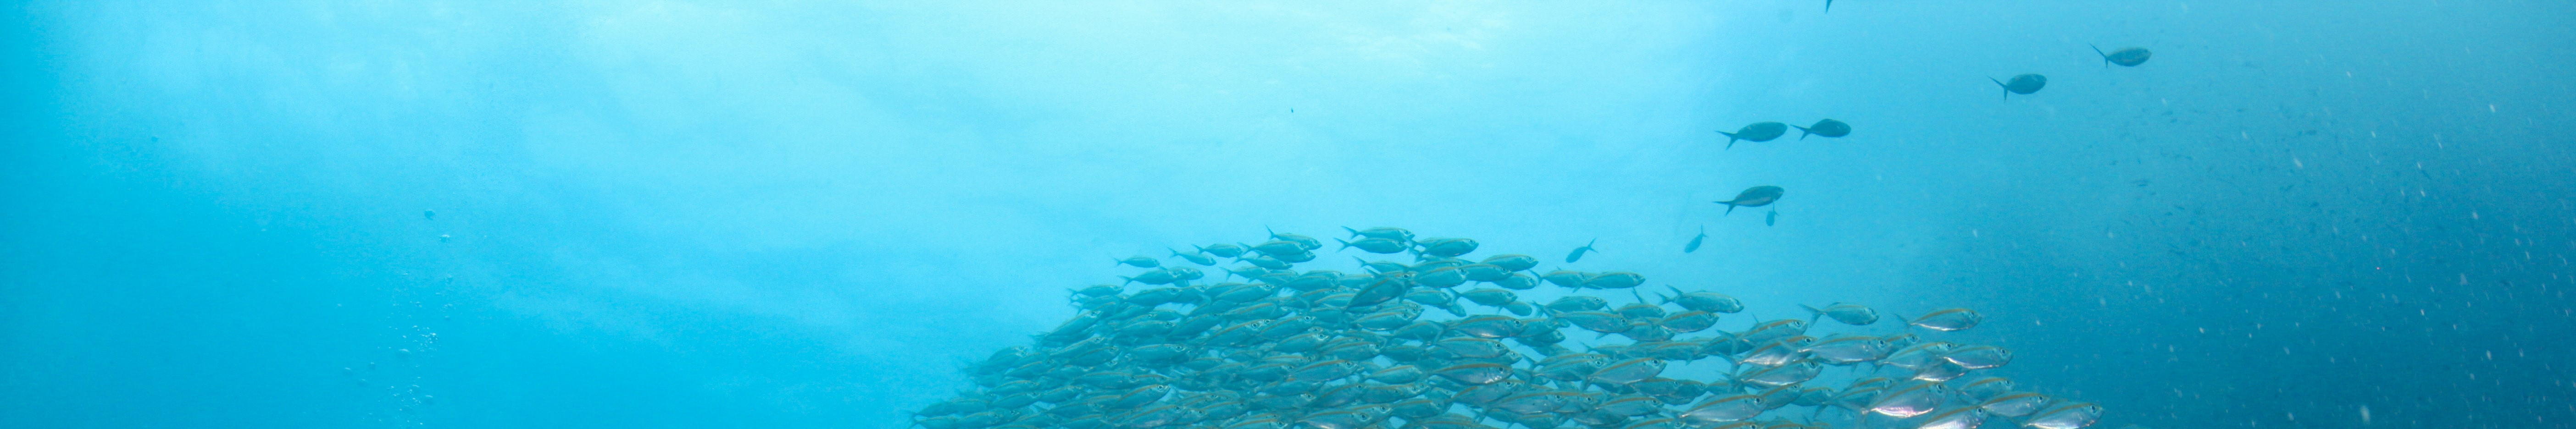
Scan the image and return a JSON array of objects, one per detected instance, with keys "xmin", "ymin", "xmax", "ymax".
[{"xmin": 3, "ymin": 1, "xmax": 2572, "ymax": 428}]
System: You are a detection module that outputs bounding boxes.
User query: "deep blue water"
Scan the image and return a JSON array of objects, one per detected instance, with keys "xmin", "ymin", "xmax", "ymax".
[{"xmin": 4, "ymin": 1, "xmax": 2573, "ymax": 428}]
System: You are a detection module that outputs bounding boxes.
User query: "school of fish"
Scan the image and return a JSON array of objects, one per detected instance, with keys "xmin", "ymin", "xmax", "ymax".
[{"xmin": 911, "ymin": 227, "xmax": 2103, "ymax": 429}]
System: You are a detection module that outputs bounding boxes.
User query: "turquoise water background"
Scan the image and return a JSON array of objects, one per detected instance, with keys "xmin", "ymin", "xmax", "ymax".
[{"xmin": 4, "ymin": 1, "xmax": 2572, "ymax": 428}]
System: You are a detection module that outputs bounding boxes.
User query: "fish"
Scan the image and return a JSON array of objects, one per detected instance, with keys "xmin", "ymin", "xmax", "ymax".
[
  {"xmin": 1915, "ymin": 407, "xmax": 1987, "ymax": 429},
  {"xmin": 1197, "ymin": 242, "xmax": 1249, "ymax": 258},
  {"xmin": 1940, "ymin": 345, "xmax": 2012, "ymax": 369},
  {"xmin": 1432, "ymin": 363, "xmax": 1513, "ymax": 385},
  {"xmin": 422, "ymin": 209, "xmax": 435, "ymax": 220},
  {"xmin": 1547, "ymin": 296, "xmax": 1607, "ymax": 312},
  {"xmin": 1764, "ymin": 209, "xmax": 1776, "ymax": 226},
  {"xmin": 1586, "ymin": 358, "xmax": 1668, "ymax": 385},
  {"xmin": 1663, "ymin": 287, "xmax": 1744, "ymax": 314},
  {"xmin": 1679, "ymin": 395, "xmax": 1765, "ymax": 424},
  {"xmin": 1799, "ymin": 302, "xmax": 1880, "ymax": 325},
  {"xmin": 2023, "ymin": 403, "xmax": 2104, "ymax": 429},
  {"xmin": 1480, "ymin": 254, "xmax": 1541, "ymax": 272},
  {"xmin": 1719, "ymin": 121, "xmax": 1790, "ymax": 148},
  {"xmin": 1683, "ymin": 227, "xmax": 1706, "ymax": 253},
  {"xmin": 1116, "ymin": 256, "xmax": 1162, "ymax": 268},
  {"xmin": 1417, "ymin": 237, "xmax": 1481, "ymax": 258},
  {"xmin": 1866, "ymin": 382, "xmax": 1947, "ymax": 418},
  {"xmin": 1976, "ymin": 392, "xmax": 2050, "ymax": 417},
  {"xmin": 1582, "ymin": 271, "xmax": 1646, "ymax": 289},
  {"xmin": 1793, "ymin": 119, "xmax": 1850, "ymax": 140},
  {"xmin": 1715, "ymin": 186, "xmax": 1784, "ymax": 215},
  {"xmin": 1460, "ymin": 288, "xmax": 1520, "ymax": 307},
  {"xmin": 1170, "ymin": 248, "xmax": 1219, "ymax": 266},
  {"xmin": 1249, "ymin": 240, "xmax": 1309, "ymax": 258},
  {"xmin": 1990, "ymin": 73, "xmax": 2047, "ymax": 99},
  {"xmin": 1658, "ymin": 311, "xmax": 1719, "ymax": 333},
  {"xmin": 1566, "ymin": 239, "xmax": 1599, "ymax": 263},
  {"xmin": 1957, "ymin": 377, "xmax": 2015, "ymax": 399},
  {"xmin": 1355, "ymin": 258, "xmax": 1409, "ymax": 274},
  {"xmin": 1904, "ymin": 308, "xmax": 1984, "ymax": 331},
  {"xmin": 2091, "ymin": 44, "xmax": 2151, "ymax": 67},
  {"xmin": 1266, "ymin": 227, "xmax": 1322, "ymax": 251},
  {"xmin": 1336, "ymin": 237, "xmax": 1411, "ymax": 253},
  {"xmin": 1541, "ymin": 270, "xmax": 1592, "ymax": 288},
  {"xmin": 1342, "ymin": 226, "xmax": 1416, "ymax": 242}
]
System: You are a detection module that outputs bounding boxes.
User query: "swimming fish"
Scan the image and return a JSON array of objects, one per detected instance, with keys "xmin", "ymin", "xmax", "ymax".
[
  {"xmin": 1342, "ymin": 226, "xmax": 1416, "ymax": 242},
  {"xmin": 1417, "ymin": 237, "xmax": 1480, "ymax": 258},
  {"xmin": 1336, "ymin": 237, "xmax": 1411, "ymax": 254},
  {"xmin": 1169, "ymin": 248, "xmax": 1218, "ymax": 266},
  {"xmin": 1197, "ymin": 243, "xmax": 1249, "ymax": 258},
  {"xmin": 1719, "ymin": 121, "xmax": 1790, "ymax": 148},
  {"xmin": 1793, "ymin": 119, "xmax": 1849, "ymax": 140},
  {"xmin": 1115, "ymin": 256, "xmax": 1162, "ymax": 268},
  {"xmin": 1764, "ymin": 209, "xmax": 1776, "ymax": 226},
  {"xmin": 1266, "ymin": 227, "xmax": 1322, "ymax": 251},
  {"xmin": 1566, "ymin": 239, "xmax": 1600, "ymax": 263},
  {"xmin": 2091, "ymin": 44, "xmax": 2151, "ymax": 67},
  {"xmin": 422, "ymin": 209, "xmax": 435, "ymax": 220},
  {"xmin": 1904, "ymin": 308, "xmax": 1985, "ymax": 331},
  {"xmin": 1800, "ymin": 302, "xmax": 1880, "ymax": 325},
  {"xmin": 1990, "ymin": 73, "xmax": 2047, "ymax": 99},
  {"xmin": 1715, "ymin": 186, "xmax": 1785, "ymax": 215},
  {"xmin": 1683, "ymin": 227, "xmax": 1706, "ymax": 253}
]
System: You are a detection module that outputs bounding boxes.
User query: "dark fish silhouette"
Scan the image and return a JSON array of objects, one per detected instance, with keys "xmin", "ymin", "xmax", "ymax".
[
  {"xmin": 1716, "ymin": 186, "xmax": 1784, "ymax": 215},
  {"xmin": 1683, "ymin": 227, "xmax": 1706, "ymax": 253},
  {"xmin": 2091, "ymin": 45, "xmax": 2151, "ymax": 67},
  {"xmin": 1566, "ymin": 239, "xmax": 1599, "ymax": 263},
  {"xmin": 1765, "ymin": 209, "xmax": 1777, "ymax": 226},
  {"xmin": 1794, "ymin": 119, "xmax": 1850, "ymax": 140},
  {"xmin": 1989, "ymin": 74, "xmax": 2046, "ymax": 99},
  {"xmin": 1719, "ymin": 122, "xmax": 1790, "ymax": 148}
]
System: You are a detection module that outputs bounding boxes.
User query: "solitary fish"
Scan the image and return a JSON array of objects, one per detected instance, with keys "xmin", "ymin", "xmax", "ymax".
[
  {"xmin": 1990, "ymin": 74, "xmax": 2047, "ymax": 99},
  {"xmin": 1683, "ymin": 227, "xmax": 1706, "ymax": 253},
  {"xmin": 1566, "ymin": 239, "xmax": 1600, "ymax": 263},
  {"xmin": 2091, "ymin": 44, "xmax": 2151, "ymax": 67},
  {"xmin": 1715, "ymin": 186, "xmax": 1785, "ymax": 215},
  {"xmin": 1764, "ymin": 209, "xmax": 1776, "ymax": 226},
  {"xmin": 1719, "ymin": 122, "xmax": 1790, "ymax": 148},
  {"xmin": 1793, "ymin": 119, "xmax": 1850, "ymax": 140}
]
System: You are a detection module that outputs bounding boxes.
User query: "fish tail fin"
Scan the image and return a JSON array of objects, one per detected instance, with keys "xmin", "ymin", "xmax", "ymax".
[
  {"xmin": 1824, "ymin": 0, "xmax": 1832, "ymax": 13},
  {"xmin": 1342, "ymin": 226, "xmax": 1360, "ymax": 237},
  {"xmin": 1723, "ymin": 203, "xmax": 1738, "ymax": 215},
  {"xmin": 1722, "ymin": 132, "xmax": 1740, "ymax": 149},
  {"xmin": 1801, "ymin": 304, "xmax": 1826, "ymax": 325},
  {"xmin": 1335, "ymin": 238, "xmax": 1354, "ymax": 251},
  {"xmin": 1989, "ymin": 77, "xmax": 2011, "ymax": 100},
  {"xmin": 2091, "ymin": 44, "xmax": 2111, "ymax": 67}
]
